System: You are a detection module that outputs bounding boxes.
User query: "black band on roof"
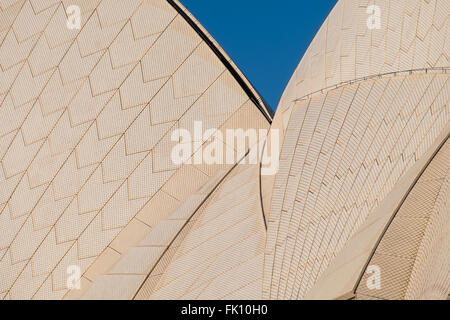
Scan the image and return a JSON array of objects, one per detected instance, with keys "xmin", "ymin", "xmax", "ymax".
[{"xmin": 167, "ymin": 0, "xmax": 274, "ymax": 123}]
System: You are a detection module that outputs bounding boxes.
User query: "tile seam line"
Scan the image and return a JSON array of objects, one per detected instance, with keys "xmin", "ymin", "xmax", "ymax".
[
  {"xmin": 166, "ymin": 0, "xmax": 274, "ymax": 122},
  {"xmin": 292, "ymin": 67, "xmax": 450, "ymax": 103},
  {"xmin": 259, "ymin": 144, "xmax": 267, "ymax": 230}
]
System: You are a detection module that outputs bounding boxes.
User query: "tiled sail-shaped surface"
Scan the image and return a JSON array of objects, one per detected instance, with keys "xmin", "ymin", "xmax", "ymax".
[
  {"xmin": 356, "ymin": 139, "xmax": 450, "ymax": 300},
  {"xmin": 263, "ymin": 0, "xmax": 450, "ymax": 300},
  {"xmin": 0, "ymin": 0, "xmax": 271, "ymax": 300}
]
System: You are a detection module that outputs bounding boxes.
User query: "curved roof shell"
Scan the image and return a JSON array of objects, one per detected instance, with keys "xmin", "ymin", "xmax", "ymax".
[
  {"xmin": 0, "ymin": 0, "xmax": 448, "ymax": 300},
  {"xmin": 263, "ymin": 0, "xmax": 450, "ymax": 300}
]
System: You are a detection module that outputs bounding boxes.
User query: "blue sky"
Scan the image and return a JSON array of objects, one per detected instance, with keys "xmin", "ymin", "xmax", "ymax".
[{"xmin": 180, "ymin": 0, "xmax": 338, "ymax": 111}]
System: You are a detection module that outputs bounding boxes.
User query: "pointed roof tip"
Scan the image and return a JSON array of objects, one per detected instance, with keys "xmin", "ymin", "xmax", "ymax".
[{"xmin": 167, "ymin": 0, "xmax": 273, "ymax": 123}]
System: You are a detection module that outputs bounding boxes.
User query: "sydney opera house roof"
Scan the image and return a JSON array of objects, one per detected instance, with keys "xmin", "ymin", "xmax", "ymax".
[{"xmin": 0, "ymin": 0, "xmax": 448, "ymax": 300}]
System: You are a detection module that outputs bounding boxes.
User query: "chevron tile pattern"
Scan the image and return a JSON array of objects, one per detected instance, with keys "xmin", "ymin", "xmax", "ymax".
[
  {"xmin": 0, "ymin": 0, "xmax": 271, "ymax": 300},
  {"xmin": 356, "ymin": 139, "xmax": 450, "ymax": 300},
  {"xmin": 264, "ymin": 72, "xmax": 449, "ymax": 299},
  {"xmin": 0, "ymin": 0, "xmax": 449, "ymax": 301}
]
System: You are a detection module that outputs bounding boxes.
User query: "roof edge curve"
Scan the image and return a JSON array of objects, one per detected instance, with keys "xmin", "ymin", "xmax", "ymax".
[{"xmin": 168, "ymin": 0, "xmax": 274, "ymax": 122}]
